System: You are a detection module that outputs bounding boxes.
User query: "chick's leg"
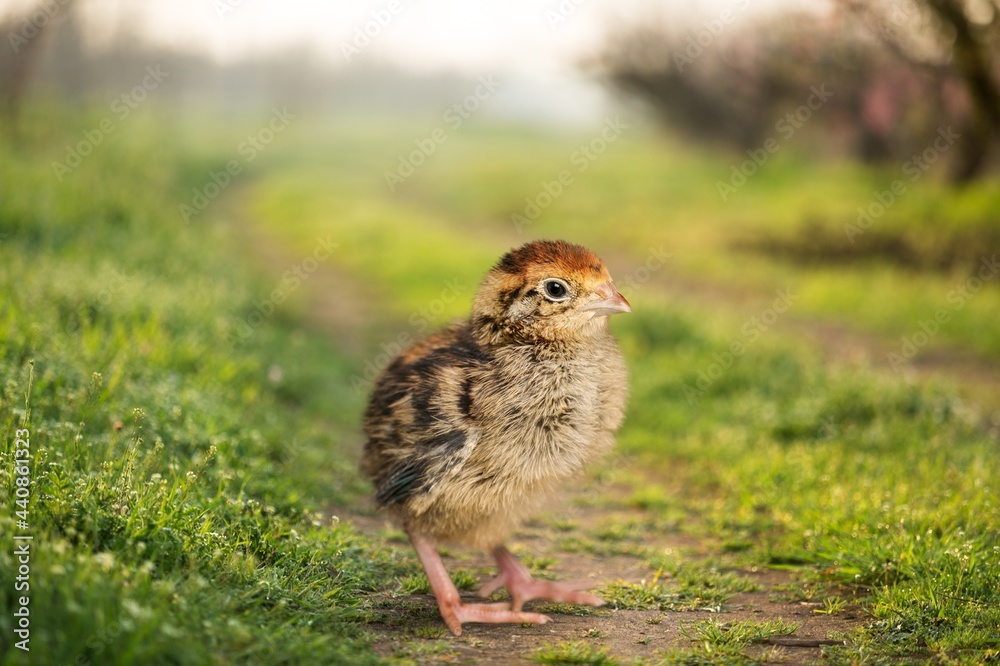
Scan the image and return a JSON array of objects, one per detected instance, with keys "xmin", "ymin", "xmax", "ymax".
[
  {"xmin": 410, "ymin": 533, "xmax": 551, "ymax": 636},
  {"xmin": 479, "ymin": 545, "xmax": 605, "ymax": 611}
]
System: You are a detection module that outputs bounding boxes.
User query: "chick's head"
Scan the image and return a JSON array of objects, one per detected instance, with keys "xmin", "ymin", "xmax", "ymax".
[{"xmin": 472, "ymin": 240, "xmax": 630, "ymax": 344}]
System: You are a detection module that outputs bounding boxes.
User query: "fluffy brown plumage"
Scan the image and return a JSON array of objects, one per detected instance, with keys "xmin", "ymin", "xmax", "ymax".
[{"xmin": 362, "ymin": 239, "xmax": 630, "ymax": 634}]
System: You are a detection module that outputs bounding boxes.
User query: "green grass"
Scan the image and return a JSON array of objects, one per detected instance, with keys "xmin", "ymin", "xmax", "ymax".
[
  {"xmin": 600, "ymin": 556, "xmax": 760, "ymax": 613},
  {"xmin": 683, "ymin": 618, "xmax": 799, "ymax": 646},
  {"xmin": 533, "ymin": 641, "xmax": 618, "ymax": 665},
  {"xmin": 398, "ymin": 567, "xmax": 478, "ymax": 595},
  {"xmin": 649, "ymin": 619, "xmax": 800, "ymax": 664},
  {"xmin": 0, "ymin": 111, "xmax": 421, "ymax": 665},
  {"xmin": 815, "ymin": 596, "xmax": 848, "ymax": 615},
  {"xmin": 387, "ymin": 638, "xmax": 458, "ymax": 664},
  {"xmin": 3, "ymin": 109, "xmax": 1000, "ymax": 665}
]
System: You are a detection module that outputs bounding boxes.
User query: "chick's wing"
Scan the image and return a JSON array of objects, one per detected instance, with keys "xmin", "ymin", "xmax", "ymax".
[{"xmin": 363, "ymin": 324, "xmax": 489, "ymax": 509}]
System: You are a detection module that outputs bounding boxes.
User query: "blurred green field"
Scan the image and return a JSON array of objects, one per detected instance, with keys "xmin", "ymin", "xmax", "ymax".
[
  {"xmin": 253, "ymin": 116, "xmax": 1000, "ymax": 362},
  {"xmin": 2, "ymin": 110, "xmax": 999, "ymax": 664}
]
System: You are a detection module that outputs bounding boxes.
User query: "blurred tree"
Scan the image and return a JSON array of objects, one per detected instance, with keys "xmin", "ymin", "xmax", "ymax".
[
  {"xmin": 593, "ymin": 3, "xmax": 999, "ymax": 183},
  {"xmin": 0, "ymin": 0, "xmax": 77, "ymax": 130},
  {"xmin": 840, "ymin": 0, "xmax": 1000, "ymax": 182}
]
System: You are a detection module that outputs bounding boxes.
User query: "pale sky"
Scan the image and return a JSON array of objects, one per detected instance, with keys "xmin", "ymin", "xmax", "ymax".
[
  {"xmin": 7, "ymin": 0, "xmax": 825, "ymax": 77},
  {"xmin": 4, "ymin": 0, "xmax": 825, "ymax": 125}
]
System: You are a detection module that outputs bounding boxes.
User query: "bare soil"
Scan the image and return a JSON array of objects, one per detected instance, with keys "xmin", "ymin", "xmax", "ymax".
[{"xmin": 347, "ymin": 482, "xmax": 864, "ymax": 665}]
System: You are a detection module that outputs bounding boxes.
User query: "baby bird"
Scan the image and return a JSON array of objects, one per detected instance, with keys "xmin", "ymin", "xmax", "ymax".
[{"xmin": 362, "ymin": 239, "xmax": 630, "ymax": 635}]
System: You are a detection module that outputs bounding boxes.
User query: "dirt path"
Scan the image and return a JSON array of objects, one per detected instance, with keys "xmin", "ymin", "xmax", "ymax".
[
  {"xmin": 217, "ymin": 182, "xmax": 382, "ymax": 354},
  {"xmin": 341, "ymin": 478, "xmax": 863, "ymax": 665}
]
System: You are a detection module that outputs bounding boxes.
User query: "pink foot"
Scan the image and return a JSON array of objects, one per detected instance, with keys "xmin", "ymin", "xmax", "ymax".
[
  {"xmin": 439, "ymin": 599, "xmax": 551, "ymax": 636},
  {"xmin": 410, "ymin": 533, "xmax": 551, "ymax": 636},
  {"xmin": 479, "ymin": 546, "xmax": 605, "ymax": 611}
]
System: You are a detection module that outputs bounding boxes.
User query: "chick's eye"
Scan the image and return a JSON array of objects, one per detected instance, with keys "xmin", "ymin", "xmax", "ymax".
[{"xmin": 542, "ymin": 279, "xmax": 570, "ymax": 301}]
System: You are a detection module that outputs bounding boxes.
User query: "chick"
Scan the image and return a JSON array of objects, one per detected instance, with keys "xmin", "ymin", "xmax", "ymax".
[{"xmin": 362, "ymin": 239, "xmax": 630, "ymax": 635}]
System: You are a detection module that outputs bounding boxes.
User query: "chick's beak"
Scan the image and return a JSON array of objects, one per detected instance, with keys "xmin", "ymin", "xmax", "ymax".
[{"xmin": 579, "ymin": 282, "xmax": 631, "ymax": 316}]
